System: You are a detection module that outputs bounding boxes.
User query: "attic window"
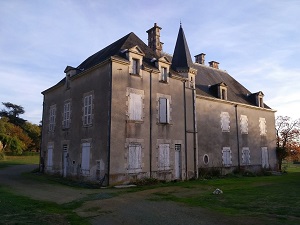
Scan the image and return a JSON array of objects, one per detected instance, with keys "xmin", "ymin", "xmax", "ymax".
[
  {"xmin": 160, "ymin": 67, "xmax": 168, "ymax": 82},
  {"xmin": 219, "ymin": 85, "xmax": 227, "ymax": 100},
  {"xmin": 258, "ymin": 96, "xmax": 263, "ymax": 107},
  {"xmin": 132, "ymin": 58, "xmax": 139, "ymax": 75}
]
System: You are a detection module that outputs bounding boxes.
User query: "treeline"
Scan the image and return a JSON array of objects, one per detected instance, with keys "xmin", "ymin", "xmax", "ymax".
[{"xmin": 0, "ymin": 102, "xmax": 41, "ymax": 158}]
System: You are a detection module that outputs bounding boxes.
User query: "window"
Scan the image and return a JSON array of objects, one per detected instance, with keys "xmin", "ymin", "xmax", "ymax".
[
  {"xmin": 258, "ymin": 96, "xmax": 264, "ymax": 107},
  {"xmin": 259, "ymin": 117, "xmax": 267, "ymax": 136},
  {"xmin": 49, "ymin": 105, "xmax": 56, "ymax": 132},
  {"xmin": 63, "ymin": 101, "xmax": 71, "ymax": 129},
  {"xmin": 47, "ymin": 143, "xmax": 53, "ymax": 168},
  {"xmin": 221, "ymin": 88, "xmax": 227, "ymax": 100},
  {"xmin": 261, "ymin": 147, "xmax": 269, "ymax": 168},
  {"xmin": 132, "ymin": 58, "xmax": 139, "ymax": 74},
  {"xmin": 128, "ymin": 93, "xmax": 143, "ymax": 121},
  {"xmin": 240, "ymin": 115, "xmax": 248, "ymax": 134},
  {"xmin": 160, "ymin": 66, "xmax": 168, "ymax": 82},
  {"xmin": 159, "ymin": 144, "xmax": 170, "ymax": 170},
  {"xmin": 222, "ymin": 147, "xmax": 232, "ymax": 167},
  {"xmin": 220, "ymin": 112, "xmax": 230, "ymax": 132},
  {"xmin": 128, "ymin": 144, "xmax": 142, "ymax": 172},
  {"xmin": 203, "ymin": 154, "xmax": 209, "ymax": 165},
  {"xmin": 81, "ymin": 142, "xmax": 90, "ymax": 175},
  {"xmin": 242, "ymin": 147, "xmax": 251, "ymax": 165},
  {"xmin": 159, "ymin": 98, "xmax": 170, "ymax": 124},
  {"xmin": 83, "ymin": 95, "xmax": 93, "ymax": 126}
]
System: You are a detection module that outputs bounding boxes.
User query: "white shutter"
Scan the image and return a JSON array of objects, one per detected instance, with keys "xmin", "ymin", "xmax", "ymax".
[
  {"xmin": 222, "ymin": 147, "xmax": 231, "ymax": 166},
  {"xmin": 159, "ymin": 144, "xmax": 170, "ymax": 169},
  {"xmin": 47, "ymin": 145, "xmax": 53, "ymax": 167},
  {"xmin": 81, "ymin": 143, "xmax": 90, "ymax": 173},
  {"xmin": 129, "ymin": 93, "xmax": 142, "ymax": 121},
  {"xmin": 261, "ymin": 147, "xmax": 269, "ymax": 168},
  {"xmin": 242, "ymin": 147, "xmax": 250, "ymax": 165},
  {"xmin": 128, "ymin": 144, "xmax": 142, "ymax": 170}
]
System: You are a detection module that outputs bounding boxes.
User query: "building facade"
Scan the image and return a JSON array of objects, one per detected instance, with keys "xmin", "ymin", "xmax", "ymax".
[{"xmin": 41, "ymin": 23, "xmax": 277, "ymax": 185}]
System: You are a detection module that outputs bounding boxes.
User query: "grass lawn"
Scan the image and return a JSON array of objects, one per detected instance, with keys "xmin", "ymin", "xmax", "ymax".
[
  {"xmin": 0, "ymin": 153, "xmax": 39, "ymax": 169},
  {"xmin": 149, "ymin": 164, "xmax": 300, "ymax": 225},
  {"xmin": 0, "ymin": 186, "xmax": 89, "ymax": 225}
]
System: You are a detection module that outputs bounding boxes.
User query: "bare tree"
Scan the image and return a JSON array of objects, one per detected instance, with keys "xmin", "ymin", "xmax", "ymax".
[{"xmin": 275, "ymin": 116, "xmax": 300, "ymax": 170}]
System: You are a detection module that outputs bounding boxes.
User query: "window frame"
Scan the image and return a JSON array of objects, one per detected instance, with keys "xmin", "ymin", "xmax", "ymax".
[
  {"xmin": 159, "ymin": 97, "xmax": 170, "ymax": 124},
  {"xmin": 160, "ymin": 66, "xmax": 168, "ymax": 82},
  {"xmin": 62, "ymin": 101, "xmax": 71, "ymax": 129},
  {"xmin": 49, "ymin": 105, "xmax": 56, "ymax": 132},
  {"xmin": 83, "ymin": 94, "xmax": 93, "ymax": 126}
]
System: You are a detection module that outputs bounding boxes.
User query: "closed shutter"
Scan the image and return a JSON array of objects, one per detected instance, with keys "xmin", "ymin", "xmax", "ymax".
[
  {"xmin": 159, "ymin": 144, "xmax": 170, "ymax": 169},
  {"xmin": 242, "ymin": 147, "xmax": 250, "ymax": 165},
  {"xmin": 129, "ymin": 93, "xmax": 142, "ymax": 121},
  {"xmin": 128, "ymin": 144, "xmax": 142, "ymax": 170},
  {"xmin": 222, "ymin": 147, "xmax": 232, "ymax": 166},
  {"xmin": 81, "ymin": 143, "xmax": 90, "ymax": 174},
  {"xmin": 262, "ymin": 147, "xmax": 269, "ymax": 168},
  {"xmin": 47, "ymin": 145, "xmax": 53, "ymax": 167}
]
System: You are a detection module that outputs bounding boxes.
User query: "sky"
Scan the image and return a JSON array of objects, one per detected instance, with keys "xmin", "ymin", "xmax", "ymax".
[{"xmin": 0, "ymin": 0, "xmax": 299, "ymax": 124}]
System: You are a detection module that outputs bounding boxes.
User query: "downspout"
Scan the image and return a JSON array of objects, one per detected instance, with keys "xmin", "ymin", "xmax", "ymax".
[
  {"xmin": 149, "ymin": 69, "xmax": 153, "ymax": 178},
  {"xmin": 107, "ymin": 62, "xmax": 113, "ymax": 186},
  {"xmin": 192, "ymin": 85, "xmax": 198, "ymax": 179},
  {"xmin": 183, "ymin": 80, "xmax": 188, "ymax": 180},
  {"xmin": 235, "ymin": 104, "xmax": 241, "ymax": 171}
]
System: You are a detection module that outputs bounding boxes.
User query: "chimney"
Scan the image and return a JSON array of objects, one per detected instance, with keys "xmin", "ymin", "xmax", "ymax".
[
  {"xmin": 146, "ymin": 23, "xmax": 164, "ymax": 56},
  {"xmin": 209, "ymin": 61, "xmax": 219, "ymax": 69},
  {"xmin": 194, "ymin": 53, "xmax": 206, "ymax": 64}
]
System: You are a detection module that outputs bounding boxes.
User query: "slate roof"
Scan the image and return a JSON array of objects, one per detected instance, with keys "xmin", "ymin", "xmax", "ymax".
[
  {"xmin": 194, "ymin": 64, "xmax": 271, "ymax": 109},
  {"xmin": 77, "ymin": 32, "xmax": 158, "ymax": 71},
  {"xmin": 171, "ymin": 24, "xmax": 194, "ymax": 71},
  {"xmin": 43, "ymin": 26, "xmax": 272, "ymax": 110}
]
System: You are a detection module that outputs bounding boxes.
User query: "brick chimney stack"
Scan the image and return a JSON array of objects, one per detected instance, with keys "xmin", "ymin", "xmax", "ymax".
[
  {"xmin": 146, "ymin": 23, "xmax": 164, "ymax": 57},
  {"xmin": 209, "ymin": 61, "xmax": 219, "ymax": 69},
  {"xmin": 194, "ymin": 53, "xmax": 206, "ymax": 64}
]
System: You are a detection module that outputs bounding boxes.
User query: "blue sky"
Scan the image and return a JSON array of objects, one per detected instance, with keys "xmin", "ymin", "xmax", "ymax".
[{"xmin": 0, "ymin": 0, "xmax": 299, "ymax": 124}]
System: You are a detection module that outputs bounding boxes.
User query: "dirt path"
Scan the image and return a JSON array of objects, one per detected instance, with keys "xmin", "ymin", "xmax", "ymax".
[{"xmin": 0, "ymin": 165, "xmax": 265, "ymax": 225}]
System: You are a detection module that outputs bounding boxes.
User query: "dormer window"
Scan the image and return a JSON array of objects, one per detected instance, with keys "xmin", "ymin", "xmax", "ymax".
[
  {"xmin": 218, "ymin": 82, "xmax": 228, "ymax": 100},
  {"xmin": 258, "ymin": 95, "xmax": 264, "ymax": 108},
  {"xmin": 157, "ymin": 56, "xmax": 171, "ymax": 83},
  {"xmin": 132, "ymin": 58, "xmax": 139, "ymax": 75},
  {"xmin": 221, "ymin": 88, "xmax": 227, "ymax": 100},
  {"xmin": 250, "ymin": 91, "xmax": 264, "ymax": 108},
  {"xmin": 126, "ymin": 46, "xmax": 145, "ymax": 76},
  {"xmin": 161, "ymin": 67, "xmax": 168, "ymax": 82}
]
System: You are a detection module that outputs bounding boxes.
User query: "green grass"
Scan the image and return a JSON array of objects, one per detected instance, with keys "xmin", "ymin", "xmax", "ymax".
[
  {"xmin": 0, "ymin": 186, "xmax": 89, "ymax": 225},
  {"xmin": 149, "ymin": 166, "xmax": 300, "ymax": 225},
  {"xmin": 0, "ymin": 153, "xmax": 39, "ymax": 168}
]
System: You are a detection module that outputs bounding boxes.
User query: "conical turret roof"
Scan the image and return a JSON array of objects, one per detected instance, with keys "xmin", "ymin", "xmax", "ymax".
[{"xmin": 171, "ymin": 24, "xmax": 193, "ymax": 71}]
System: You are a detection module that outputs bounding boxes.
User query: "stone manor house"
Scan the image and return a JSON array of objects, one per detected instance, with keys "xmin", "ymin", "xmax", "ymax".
[{"xmin": 41, "ymin": 23, "xmax": 277, "ymax": 185}]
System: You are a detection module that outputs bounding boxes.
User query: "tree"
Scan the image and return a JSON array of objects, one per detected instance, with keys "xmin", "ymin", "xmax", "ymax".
[
  {"xmin": 0, "ymin": 102, "xmax": 26, "ymax": 127},
  {"xmin": 0, "ymin": 117, "xmax": 28, "ymax": 155},
  {"xmin": 275, "ymin": 116, "xmax": 300, "ymax": 171}
]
